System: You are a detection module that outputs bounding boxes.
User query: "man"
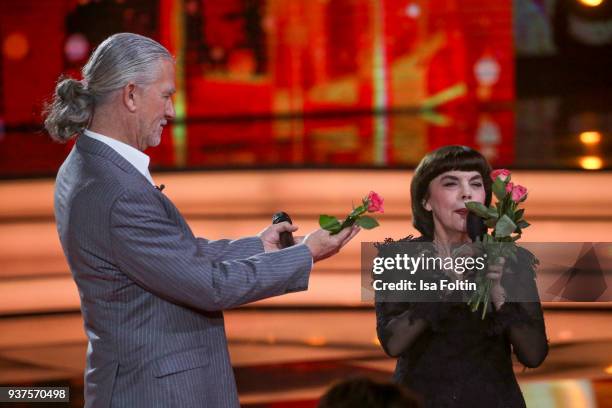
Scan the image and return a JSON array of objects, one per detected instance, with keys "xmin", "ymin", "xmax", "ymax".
[{"xmin": 45, "ymin": 33, "xmax": 358, "ymax": 408}]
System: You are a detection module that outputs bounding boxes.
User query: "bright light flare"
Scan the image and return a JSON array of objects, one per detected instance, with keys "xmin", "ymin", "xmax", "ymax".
[
  {"xmin": 579, "ymin": 156, "xmax": 603, "ymax": 170},
  {"xmin": 580, "ymin": 131, "xmax": 602, "ymax": 145},
  {"xmin": 577, "ymin": 0, "xmax": 604, "ymax": 7}
]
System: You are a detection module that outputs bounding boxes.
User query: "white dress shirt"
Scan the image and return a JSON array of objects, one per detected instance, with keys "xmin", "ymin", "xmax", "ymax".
[{"xmin": 84, "ymin": 129, "xmax": 155, "ymax": 186}]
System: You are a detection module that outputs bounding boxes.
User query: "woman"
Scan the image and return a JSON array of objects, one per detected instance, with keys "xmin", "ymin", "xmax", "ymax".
[{"xmin": 375, "ymin": 145, "xmax": 548, "ymax": 408}]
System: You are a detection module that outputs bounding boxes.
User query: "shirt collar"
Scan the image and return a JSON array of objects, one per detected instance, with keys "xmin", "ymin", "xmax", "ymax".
[{"xmin": 83, "ymin": 129, "xmax": 155, "ymax": 185}]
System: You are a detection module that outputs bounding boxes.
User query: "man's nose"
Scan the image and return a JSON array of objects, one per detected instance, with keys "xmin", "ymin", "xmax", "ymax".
[{"xmin": 166, "ymin": 100, "xmax": 176, "ymax": 119}]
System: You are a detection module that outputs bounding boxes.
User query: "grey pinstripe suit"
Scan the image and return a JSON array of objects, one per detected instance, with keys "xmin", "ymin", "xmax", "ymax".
[{"xmin": 54, "ymin": 135, "xmax": 313, "ymax": 407}]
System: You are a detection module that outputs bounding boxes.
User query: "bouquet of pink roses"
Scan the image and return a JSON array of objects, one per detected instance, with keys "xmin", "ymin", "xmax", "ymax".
[
  {"xmin": 465, "ymin": 169, "xmax": 530, "ymax": 319},
  {"xmin": 319, "ymin": 191, "xmax": 384, "ymax": 234}
]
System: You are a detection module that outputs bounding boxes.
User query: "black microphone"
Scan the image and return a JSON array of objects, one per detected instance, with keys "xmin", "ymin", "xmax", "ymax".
[
  {"xmin": 466, "ymin": 212, "xmax": 487, "ymax": 242},
  {"xmin": 272, "ymin": 211, "xmax": 295, "ymax": 248},
  {"xmin": 155, "ymin": 184, "xmax": 165, "ymax": 192}
]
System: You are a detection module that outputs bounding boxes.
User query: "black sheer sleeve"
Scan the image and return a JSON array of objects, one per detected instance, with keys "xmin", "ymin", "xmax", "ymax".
[
  {"xmin": 374, "ymin": 236, "xmax": 432, "ymax": 357},
  {"xmin": 374, "ymin": 235, "xmax": 459, "ymax": 357},
  {"xmin": 489, "ymin": 247, "xmax": 549, "ymax": 367},
  {"xmin": 375, "ymin": 301, "xmax": 427, "ymax": 357}
]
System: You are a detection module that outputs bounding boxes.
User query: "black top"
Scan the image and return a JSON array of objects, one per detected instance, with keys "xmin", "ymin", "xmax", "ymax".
[{"xmin": 375, "ymin": 236, "xmax": 548, "ymax": 408}]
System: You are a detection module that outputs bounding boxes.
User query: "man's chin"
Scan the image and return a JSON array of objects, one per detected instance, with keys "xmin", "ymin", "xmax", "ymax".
[{"xmin": 148, "ymin": 135, "xmax": 162, "ymax": 148}]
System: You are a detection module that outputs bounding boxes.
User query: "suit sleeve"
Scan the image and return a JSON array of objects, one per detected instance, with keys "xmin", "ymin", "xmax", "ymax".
[
  {"xmin": 196, "ymin": 236, "xmax": 264, "ymax": 262},
  {"xmin": 195, "ymin": 237, "xmax": 308, "ymax": 292},
  {"xmin": 109, "ymin": 189, "xmax": 312, "ymax": 312}
]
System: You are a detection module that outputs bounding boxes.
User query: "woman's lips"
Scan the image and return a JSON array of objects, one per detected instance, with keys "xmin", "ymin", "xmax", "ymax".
[{"xmin": 454, "ymin": 209, "xmax": 468, "ymax": 216}]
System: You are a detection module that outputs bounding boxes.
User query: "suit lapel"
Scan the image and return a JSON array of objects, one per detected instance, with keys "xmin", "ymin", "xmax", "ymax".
[
  {"xmin": 76, "ymin": 134, "xmax": 191, "ymax": 231},
  {"xmin": 76, "ymin": 134, "xmax": 155, "ymax": 188}
]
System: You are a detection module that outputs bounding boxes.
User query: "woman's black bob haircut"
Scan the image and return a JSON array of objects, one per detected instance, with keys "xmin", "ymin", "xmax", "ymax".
[{"xmin": 411, "ymin": 145, "xmax": 493, "ymax": 240}]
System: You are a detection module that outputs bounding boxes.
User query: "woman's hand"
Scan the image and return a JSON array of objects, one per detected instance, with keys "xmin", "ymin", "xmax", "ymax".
[{"xmin": 487, "ymin": 257, "xmax": 507, "ymax": 310}]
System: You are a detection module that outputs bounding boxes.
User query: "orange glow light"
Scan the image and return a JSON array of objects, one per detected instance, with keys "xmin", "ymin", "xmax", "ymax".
[
  {"xmin": 579, "ymin": 156, "xmax": 603, "ymax": 170},
  {"xmin": 580, "ymin": 131, "xmax": 602, "ymax": 145},
  {"xmin": 305, "ymin": 336, "xmax": 327, "ymax": 347},
  {"xmin": 3, "ymin": 32, "xmax": 29, "ymax": 60},
  {"xmin": 605, "ymin": 365, "xmax": 612, "ymax": 375},
  {"xmin": 578, "ymin": 0, "xmax": 604, "ymax": 6}
]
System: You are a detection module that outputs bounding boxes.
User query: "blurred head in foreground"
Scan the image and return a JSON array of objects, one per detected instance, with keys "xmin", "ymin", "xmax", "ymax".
[{"xmin": 318, "ymin": 377, "xmax": 422, "ymax": 408}]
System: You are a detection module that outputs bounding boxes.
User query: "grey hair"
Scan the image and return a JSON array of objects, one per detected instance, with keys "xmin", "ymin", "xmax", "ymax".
[{"xmin": 44, "ymin": 33, "xmax": 173, "ymax": 142}]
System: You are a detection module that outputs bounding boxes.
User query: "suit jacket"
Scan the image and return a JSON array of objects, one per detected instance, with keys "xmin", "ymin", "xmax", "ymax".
[{"xmin": 54, "ymin": 135, "xmax": 313, "ymax": 407}]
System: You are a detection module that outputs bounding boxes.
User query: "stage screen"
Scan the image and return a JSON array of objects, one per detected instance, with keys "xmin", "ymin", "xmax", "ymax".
[{"xmin": 0, "ymin": 0, "xmax": 516, "ymax": 175}]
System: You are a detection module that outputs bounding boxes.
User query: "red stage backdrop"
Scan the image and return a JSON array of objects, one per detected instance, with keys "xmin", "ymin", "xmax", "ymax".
[{"xmin": 0, "ymin": 0, "xmax": 514, "ymax": 175}]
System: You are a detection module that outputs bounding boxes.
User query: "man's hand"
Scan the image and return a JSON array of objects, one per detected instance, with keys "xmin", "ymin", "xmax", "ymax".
[
  {"xmin": 302, "ymin": 225, "xmax": 360, "ymax": 263},
  {"xmin": 258, "ymin": 222, "xmax": 299, "ymax": 252}
]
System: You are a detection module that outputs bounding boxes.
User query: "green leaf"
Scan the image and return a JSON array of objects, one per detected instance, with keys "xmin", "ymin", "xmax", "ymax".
[
  {"xmin": 356, "ymin": 215, "xmax": 379, "ymax": 229},
  {"xmin": 494, "ymin": 214, "xmax": 517, "ymax": 238},
  {"xmin": 349, "ymin": 205, "xmax": 366, "ymax": 219},
  {"xmin": 492, "ymin": 178, "xmax": 507, "ymax": 201},
  {"xmin": 517, "ymin": 220, "xmax": 530, "ymax": 229},
  {"xmin": 465, "ymin": 201, "xmax": 489, "ymax": 218},
  {"xmin": 487, "ymin": 207, "xmax": 499, "ymax": 219},
  {"xmin": 485, "ymin": 218, "xmax": 497, "ymax": 228},
  {"xmin": 514, "ymin": 209, "xmax": 524, "ymax": 221},
  {"xmin": 319, "ymin": 215, "xmax": 341, "ymax": 231}
]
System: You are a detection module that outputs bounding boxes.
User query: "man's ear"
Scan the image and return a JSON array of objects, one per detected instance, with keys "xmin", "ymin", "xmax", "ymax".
[{"xmin": 122, "ymin": 83, "xmax": 137, "ymax": 112}]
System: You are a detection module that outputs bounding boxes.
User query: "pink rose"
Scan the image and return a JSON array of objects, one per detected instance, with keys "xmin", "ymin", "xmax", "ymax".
[
  {"xmin": 505, "ymin": 182, "xmax": 514, "ymax": 193},
  {"xmin": 510, "ymin": 184, "xmax": 528, "ymax": 203},
  {"xmin": 491, "ymin": 169, "xmax": 511, "ymax": 182},
  {"xmin": 366, "ymin": 191, "xmax": 384, "ymax": 213}
]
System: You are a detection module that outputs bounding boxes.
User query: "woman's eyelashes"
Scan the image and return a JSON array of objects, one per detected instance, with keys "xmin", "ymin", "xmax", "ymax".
[{"xmin": 442, "ymin": 182, "xmax": 482, "ymax": 188}]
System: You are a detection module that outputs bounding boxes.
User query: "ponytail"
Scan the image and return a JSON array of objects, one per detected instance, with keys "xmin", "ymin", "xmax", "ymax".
[{"xmin": 44, "ymin": 77, "xmax": 94, "ymax": 142}]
